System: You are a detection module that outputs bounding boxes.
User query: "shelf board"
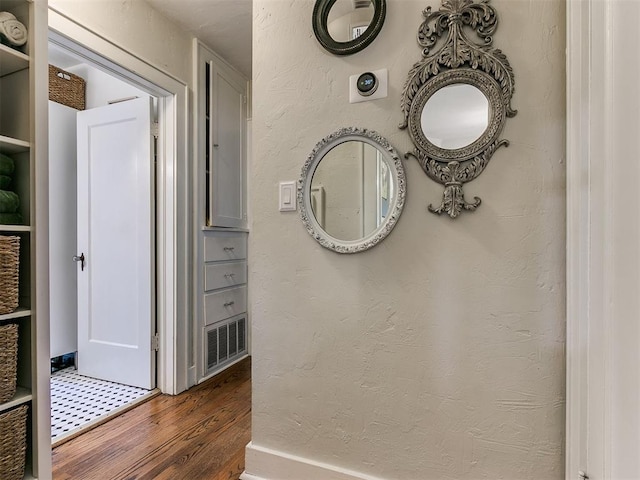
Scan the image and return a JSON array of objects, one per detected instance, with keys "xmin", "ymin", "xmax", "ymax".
[
  {"xmin": 0, "ymin": 387, "xmax": 32, "ymax": 413},
  {"xmin": 0, "ymin": 224, "xmax": 30, "ymax": 232},
  {"xmin": 0, "ymin": 134, "xmax": 30, "ymax": 154},
  {"xmin": 0, "ymin": 43, "xmax": 29, "ymax": 77},
  {"xmin": 22, "ymin": 464, "xmax": 35, "ymax": 480},
  {"xmin": 0, "ymin": 307, "xmax": 31, "ymax": 321},
  {"xmin": 202, "ymin": 226, "xmax": 249, "ymax": 233}
]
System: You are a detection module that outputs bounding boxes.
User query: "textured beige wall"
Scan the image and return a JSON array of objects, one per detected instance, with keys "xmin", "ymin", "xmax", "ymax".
[
  {"xmin": 48, "ymin": 0, "xmax": 192, "ymax": 84},
  {"xmin": 250, "ymin": 0, "xmax": 565, "ymax": 478}
]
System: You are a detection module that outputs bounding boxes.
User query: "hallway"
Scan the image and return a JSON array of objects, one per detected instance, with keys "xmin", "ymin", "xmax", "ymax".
[{"xmin": 52, "ymin": 358, "xmax": 251, "ymax": 480}]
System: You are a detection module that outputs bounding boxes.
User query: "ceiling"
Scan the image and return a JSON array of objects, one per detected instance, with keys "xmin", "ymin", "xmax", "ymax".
[{"xmin": 145, "ymin": 0, "xmax": 253, "ymax": 78}]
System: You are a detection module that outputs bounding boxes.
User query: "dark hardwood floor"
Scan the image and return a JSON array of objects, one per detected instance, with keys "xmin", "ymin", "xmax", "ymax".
[{"xmin": 52, "ymin": 357, "xmax": 251, "ymax": 480}]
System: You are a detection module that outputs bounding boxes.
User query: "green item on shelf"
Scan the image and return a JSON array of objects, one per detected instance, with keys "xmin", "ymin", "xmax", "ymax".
[
  {"xmin": 0, "ymin": 212, "xmax": 22, "ymax": 225},
  {"xmin": 0, "ymin": 190, "xmax": 19, "ymax": 213},
  {"xmin": 0, "ymin": 153, "xmax": 14, "ymax": 176},
  {"xmin": 0, "ymin": 175, "xmax": 11, "ymax": 190}
]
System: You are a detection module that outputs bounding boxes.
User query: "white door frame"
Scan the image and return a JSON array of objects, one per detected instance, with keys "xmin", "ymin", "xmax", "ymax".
[
  {"xmin": 48, "ymin": 8, "xmax": 191, "ymax": 395},
  {"xmin": 566, "ymin": 0, "xmax": 591, "ymax": 475},
  {"xmin": 567, "ymin": 0, "xmax": 640, "ymax": 478}
]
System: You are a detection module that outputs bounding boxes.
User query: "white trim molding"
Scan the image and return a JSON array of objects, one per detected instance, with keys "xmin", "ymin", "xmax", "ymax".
[
  {"xmin": 565, "ymin": 0, "xmax": 592, "ymax": 476},
  {"xmin": 567, "ymin": 0, "xmax": 640, "ymax": 478},
  {"xmin": 241, "ymin": 442, "xmax": 388, "ymax": 480}
]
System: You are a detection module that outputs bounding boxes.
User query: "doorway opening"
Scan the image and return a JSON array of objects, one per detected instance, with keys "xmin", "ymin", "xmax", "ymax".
[
  {"xmin": 50, "ymin": 366, "xmax": 156, "ymax": 444},
  {"xmin": 47, "ymin": 33, "xmax": 166, "ymax": 445}
]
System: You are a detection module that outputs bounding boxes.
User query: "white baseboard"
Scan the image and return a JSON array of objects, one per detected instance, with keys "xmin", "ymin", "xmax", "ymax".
[
  {"xmin": 241, "ymin": 442, "xmax": 388, "ymax": 480},
  {"xmin": 239, "ymin": 473, "xmax": 263, "ymax": 480}
]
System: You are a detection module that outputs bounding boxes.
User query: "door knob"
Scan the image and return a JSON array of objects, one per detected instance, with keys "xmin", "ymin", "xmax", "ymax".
[{"xmin": 73, "ymin": 253, "xmax": 86, "ymax": 271}]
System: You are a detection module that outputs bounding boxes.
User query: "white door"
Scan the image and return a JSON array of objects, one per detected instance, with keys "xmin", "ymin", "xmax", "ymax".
[
  {"xmin": 49, "ymin": 101, "xmax": 78, "ymax": 358},
  {"xmin": 76, "ymin": 97, "xmax": 155, "ymax": 389}
]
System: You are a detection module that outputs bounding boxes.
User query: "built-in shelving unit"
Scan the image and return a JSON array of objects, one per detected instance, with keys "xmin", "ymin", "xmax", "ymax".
[
  {"xmin": 0, "ymin": 42, "xmax": 29, "ymax": 77},
  {"xmin": 0, "ymin": 225, "xmax": 31, "ymax": 232},
  {"xmin": 0, "ymin": 387, "xmax": 32, "ymax": 413},
  {"xmin": 0, "ymin": 135, "xmax": 30, "ymax": 154},
  {"xmin": 0, "ymin": 307, "xmax": 32, "ymax": 321},
  {"xmin": 194, "ymin": 40, "xmax": 250, "ymax": 385},
  {"xmin": 0, "ymin": 0, "xmax": 50, "ymax": 479}
]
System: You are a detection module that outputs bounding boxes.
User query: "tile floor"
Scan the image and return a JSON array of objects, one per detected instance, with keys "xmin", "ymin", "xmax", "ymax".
[{"xmin": 51, "ymin": 368, "xmax": 151, "ymax": 442}]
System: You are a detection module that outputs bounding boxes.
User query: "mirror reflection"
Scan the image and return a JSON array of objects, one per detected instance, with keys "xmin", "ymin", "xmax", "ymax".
[
  {"xmin": 420, "ymin": 83, "xmax": 490, "ymax": 150},
  {"xmin": 327, "ymin": 0, "xmax": 375, "ymax": 43},
  {"xmin": 311, "ymin": 140, "xmax": 391, "ymax": 242}
]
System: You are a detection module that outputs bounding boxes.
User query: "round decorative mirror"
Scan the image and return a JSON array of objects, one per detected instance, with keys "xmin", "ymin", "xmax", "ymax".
[
  {"xmin": 312, "ymin": 0, "xmax": 386, "ymax": 55},
  {"xmin": 420, "ymin": 84, "xmax": 489, "ymax": 150},
  {"xmin": 327, "ymin": 0, "xmax": 375, "ymax": 43},
  {"xmin": 299, "ymin": 128, "xmax": 405, "ymax": 253},
  {"xmin": 399, "ymin": 0, "xmax": 517, "ymax": 218},
  {"xmin": 407, "ymin": 69, "xmax": 506, "ymax": 162}
]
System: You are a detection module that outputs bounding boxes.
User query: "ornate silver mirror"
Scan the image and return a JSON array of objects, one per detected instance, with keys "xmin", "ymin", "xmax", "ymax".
[
  {"xmin": 312, "ymin": 0, "xmax": 386, "ymax": 55},
  {"xmin": 299, "ymin": 128, "xmax": 406, "ymax": 253},
  {"xmin": 421, "ymin": 83, "xmax": 489, "ymax": 149},
  {"xmin": 400, "ymin": 0, "xmax": 517, "ymax": 218}
]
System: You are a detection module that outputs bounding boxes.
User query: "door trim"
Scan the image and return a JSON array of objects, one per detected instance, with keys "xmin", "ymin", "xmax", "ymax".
[
  {"xmin": 48, "ymin": 9, "xmax": 191, "ymax": 395},
  {"xmin": 566, "ymin": 0, "xmax": 591, "ymax": 475},
  {"xmin": 566, "ymin": 0, "xmax": 635, "ymax": 477}
]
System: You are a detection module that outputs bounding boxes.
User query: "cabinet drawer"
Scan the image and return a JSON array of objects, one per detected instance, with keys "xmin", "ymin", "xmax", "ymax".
[
  {"xmin": 204, "ymin": 233, "xmax": 247, "ymax": 261},
  {"xmin": 204, "ymin": 286, "xmax": 247, "ymax": 325},
  {"xmin": 204, "ymin": 261, "xmax": 247, "ymax": 291}
]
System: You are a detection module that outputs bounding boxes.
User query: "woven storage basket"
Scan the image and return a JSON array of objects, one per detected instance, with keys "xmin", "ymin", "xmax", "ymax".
[
  {"xmin": 0, "ymin": 236, "xmax": 19, "ymax": 316},
  {"xmin": 0, "ymin": 324, "xmax": 18, "ymax": 403},
  {"xmin": 49, "ymin": 64, "xmax": 86, "ymax": 110},
  {"xmin": 0, "ymin": 405, "xmax": 27, "ymax": 480}
]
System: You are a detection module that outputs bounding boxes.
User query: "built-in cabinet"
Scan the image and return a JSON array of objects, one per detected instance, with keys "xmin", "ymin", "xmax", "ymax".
[
  {"xmin": 202, "ymin": 230, "xmax": 248, "ymax": 377},
  {"xmin": 0, "ymin": 0, "xmax": 50, "ymax": 478},
  {"xmin": 194, "ymin": 40, "xmax": 249, "ymax": 383},
  {"xmin": 196, "ymin": 40, "xmax": 247, "ymax": 229}
]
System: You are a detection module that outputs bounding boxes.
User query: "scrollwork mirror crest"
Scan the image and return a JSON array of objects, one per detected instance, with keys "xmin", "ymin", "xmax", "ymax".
[
  {"xmin": 298, "ymin": 127, "xmax": 406, "ymax": 254},
  {"xmin": 399, "ymin": 0, "xmax": 517, "ymax": 218}
]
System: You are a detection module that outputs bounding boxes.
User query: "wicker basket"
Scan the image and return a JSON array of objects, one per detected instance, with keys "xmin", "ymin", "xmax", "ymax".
[
  {"xmin": 0, "ymin": 324, "xmax": 18, "ymax": 403},
  {"xmin": 0, "ymin": 405, "xmax": 27, "ymax": 480},
  {"xmin": 49, "ymin": 64, "xmax": 86, "ymax": 110},
  {"xmin": 0, "ymin": 236, "xmax": 19, "ymax": 316}
]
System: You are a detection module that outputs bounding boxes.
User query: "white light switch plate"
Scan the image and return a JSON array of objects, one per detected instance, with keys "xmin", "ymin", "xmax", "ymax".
[{"xmin": 279, "ymin": 181, "xmax": 297, "ymax": 211}]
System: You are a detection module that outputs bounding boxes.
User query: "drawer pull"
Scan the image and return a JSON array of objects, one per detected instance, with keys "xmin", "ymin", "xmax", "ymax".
[
  {"xmin": 223, "ymin": 246, "xmax": 235, "ymax": 252},
  {"xmin": 223, "ymin": 301, "xmax": 235, "ymax": 307},
  {"xmin": 224, "ymin": 273, "xmax": 236, "ymax": 278}
]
